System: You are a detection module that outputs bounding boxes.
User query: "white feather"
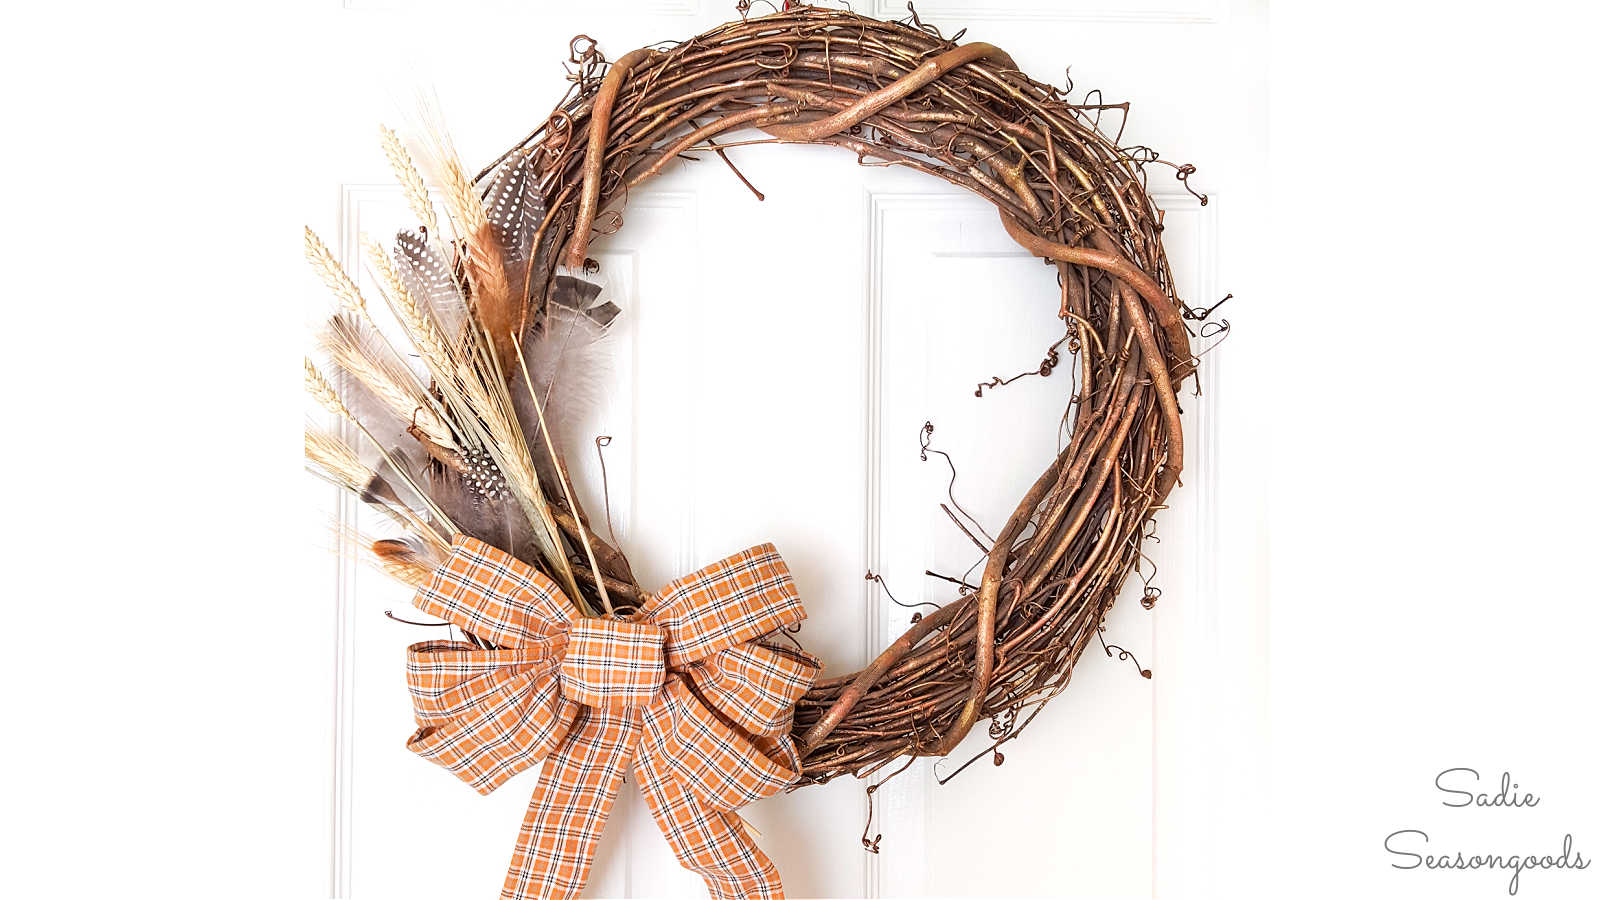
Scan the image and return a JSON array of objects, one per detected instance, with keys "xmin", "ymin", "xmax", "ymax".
[{"xmin": 519, "ymin": 303, "xmax": 614, "ymax": 458}]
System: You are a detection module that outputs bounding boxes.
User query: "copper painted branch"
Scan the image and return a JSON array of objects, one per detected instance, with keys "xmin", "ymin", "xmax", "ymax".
[
  {"xmin": 929, "ymin": 443, "xmax": 1071, "ymax": 757},
  {"xmin": 797, "ymin": 599, "xmax": 966, "ymax": 751},
  {"xmin": 998, "ymin": 213, "xmax": 1187, "ymax": 500},
  {"xmin": 564, "ymin": 46, "xmax": 657, "ymax": 269},
  {"xmin": 763, "ymin": 42, "xmax": 1016, "ymax": 142},
  {"xmin": 998, "ymin": 211, "xmax": 1186, "ymax": 362},
  {"xmin": 1002, "ymin": 469, "xmax": 1126, "ymax": 655}
]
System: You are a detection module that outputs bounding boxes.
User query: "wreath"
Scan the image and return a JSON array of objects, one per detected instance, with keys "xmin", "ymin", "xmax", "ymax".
[{"xmin": 303, "ymin": 5, "xmax": 1204, "ymax": 897}]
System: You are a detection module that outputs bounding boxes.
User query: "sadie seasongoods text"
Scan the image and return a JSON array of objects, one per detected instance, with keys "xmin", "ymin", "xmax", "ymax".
[{"xmin": 1384, "ymin": 768, "xmax": 1590, "ymax": 895}]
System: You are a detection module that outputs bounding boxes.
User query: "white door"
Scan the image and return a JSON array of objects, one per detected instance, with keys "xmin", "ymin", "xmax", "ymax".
[{"xmin": 308, "ymin": 2, "xmax": 1266, "ymax": 897}]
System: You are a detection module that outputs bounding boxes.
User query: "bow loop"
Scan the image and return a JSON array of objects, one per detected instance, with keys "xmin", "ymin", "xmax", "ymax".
[
  {"xmin": 645, "ymin": 542, "xmax": 805, "ymax": 668},
  {"xmin": 690, "ymin": 643, "xmax": 822, "ymax": 740},
  {"xmin": 405, "ymin": 640, "xmax": 564, "ymax": 719},
  {"xmin": 650, "ymin": 678, "xmax": 799, "ymax": 812},
  {"xmin": 404, "ymin": 639, "xmax": 578, "ymax": 795},
  {"xmin": 414, "ymin": 536, "xmax": 578, "ymax": 647}
]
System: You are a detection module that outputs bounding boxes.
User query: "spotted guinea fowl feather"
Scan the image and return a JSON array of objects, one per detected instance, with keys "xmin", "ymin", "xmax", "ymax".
[
  {"xmin": 483, "ymin": 151, "xmax": 547, "ymax": 337},
  {"xmin": 468, "ymin": 151, "xmax": 546, "ymax": 371},
  {"xmin": 482, "ymin": 150, "xmax": 543, "ymax": 267},
  {"xmin": 393, "ymin": 229, "xmax": 469, "ymax": 345}
]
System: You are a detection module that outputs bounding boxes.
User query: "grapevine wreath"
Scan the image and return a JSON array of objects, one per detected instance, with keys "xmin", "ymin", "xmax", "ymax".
[{"xmin": 304, "ymin": 4, "xmax": 1212, "ymax": 897}]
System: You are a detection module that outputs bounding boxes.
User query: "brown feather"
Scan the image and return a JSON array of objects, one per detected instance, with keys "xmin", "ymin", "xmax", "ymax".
[
  {"xmin": 469, "ymin": 151, "xmax": 543, "ymax": 374},
  {"xmin": 466, "ymin": 224, "xmax": 517, "ymax": 370},
  {"xmin": 371, "ymin": 538, "xmax": 436, "ymax": 585}
]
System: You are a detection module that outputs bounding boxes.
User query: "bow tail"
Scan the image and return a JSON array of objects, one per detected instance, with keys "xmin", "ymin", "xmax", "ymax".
[
  {"xmin": 501, "ymin": 705, "xmax": 641, "ymax": 900},
  {"xmin": 632, "ymin": 711, "xmax": 786, "ymax": 900}
]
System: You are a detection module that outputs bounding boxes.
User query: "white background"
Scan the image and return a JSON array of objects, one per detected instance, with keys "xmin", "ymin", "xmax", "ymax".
[{"xmin": 2, "ymin": 1, "xmax": 1597, "ymax": 899}]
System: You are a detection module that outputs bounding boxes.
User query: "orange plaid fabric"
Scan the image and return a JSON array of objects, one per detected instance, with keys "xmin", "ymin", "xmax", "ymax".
[{"xmin": 406, "ymin": 536, "xmax": 820, "ymax": 900}]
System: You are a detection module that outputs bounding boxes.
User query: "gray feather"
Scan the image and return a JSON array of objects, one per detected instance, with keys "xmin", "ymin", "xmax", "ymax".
[
  {"xmin": 426, "ymin": 467, "xmax": 540, "ymax": 566},
  {"xmin": 512, "ymin": 280, "xmax": 617, "ymax": 490},
  {"xmin": 394, "ymin": 229, "xmax": 469, "ymax": 342}
]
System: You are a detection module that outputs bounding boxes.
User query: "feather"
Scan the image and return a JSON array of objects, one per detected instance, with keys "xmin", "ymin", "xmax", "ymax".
[
  {"xmin": 366, "ymin": 445, "xmax": 437, "ymax": 514},
  {"xmin": 549, "ymin": 271, "xmax": 603, "ymax": 310},
  {"xmin": 306, "ymin": 425, "xmax": 450, "ymax": 555},
  {"xmin": 550, "ymin": 271, "xmax": 621, "ymax": 326},
  {"xmin": 471, "ymin": 151, "xmax": 545, "ymax": 372},
  {"xmin": 482, "ymin": 150, "xmax": 543, "ymax": 268},
  {"xmin": 318, "ymin": 313, "xmax": 454, "ymax": 452},
  {"xmin": 512, "ymin": 284, "xmax": 617, "ymax": 491},
  {"xmin": 370, "ymin": 537, "xmax": 439, "ymax": 586},
  {"xmin": 467, "ymin": 230, "xmax": 518, "ymax": 372},
  {"xmin": 481, "ymin": 150, "xmax": 547, "ymax": 340},
  {"xmin": 425, "ymin": 464, "xmax": 541, "ymax": 567},
  {"xmin": 405, "ymin": 100, "xmax": 519, "ymax": 370},
  {"xmin": 393, "ymin": 229, "xmax": 469, "ymax": 345}
]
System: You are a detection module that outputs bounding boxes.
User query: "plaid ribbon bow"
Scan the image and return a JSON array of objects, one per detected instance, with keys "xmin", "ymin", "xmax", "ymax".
[{"xmin": 405, "ymin": 536, "xmax": 820, "ymax": 900}]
